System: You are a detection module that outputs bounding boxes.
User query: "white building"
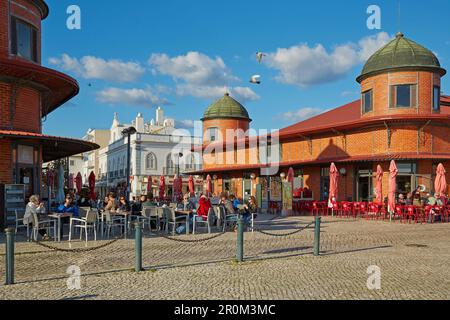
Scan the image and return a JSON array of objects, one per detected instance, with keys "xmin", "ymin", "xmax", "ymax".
[{"xmin": 95, "ymin": 107, "xmax": 203, "ymax": 200}]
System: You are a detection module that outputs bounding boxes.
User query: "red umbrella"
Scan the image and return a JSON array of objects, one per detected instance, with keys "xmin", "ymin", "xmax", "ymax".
[
  {"xmin": 75, "ymin": 172, "xmax": 83, "ymax": 195},
  {"xmin": 88, "ymin": 171, "xmax": 96, "ymax": 200},
  {"xmin": 173, "ymin": 174, "xmax": 182, "ymax": 202},
  {"xmin": 435, "ymin": 163, "xmax": 447, "ymax": 196},
  {"xmin": 206, "ymin": 175, "xmax": 212, "ymax": 197},
  {"xmin": 376, "ymin": 165, "xmax": 384, "ymax": 204},
  {"xmin": 189, "ymin": 176, "xmax": 195, "ymax": 197},
  {"xmin": 329, "ymin": 163, "xmax": 339, "ymax": 202},
  {"xmin": 388, "ymin": 160, "xmax": 398, "ymax": 214},
  {"xmin": 159, "ymin": 175, "xmax": 166, "ymax": 200},
  {"xmin": 147, "ymin": 176, "xmax": 152, "ymax": 195}
]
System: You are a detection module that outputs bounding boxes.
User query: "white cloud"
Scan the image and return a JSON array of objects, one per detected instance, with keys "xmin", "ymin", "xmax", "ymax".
[
  {"xmin": 264, "ymin": 32, "xmax": 392, "ymax": 87},
  {"xmin": 49, "ymin": 54, "xmax": 145, "ymax": 83},
  {"xmin": 149, "ymin": 51, "xmax": 258, "ymax": 102},
  {"xmin": 278, "ymin": 107, "xmax": 325, "ymax": 122},
  {"xmin": 96, "ymin": 87, "xmax": 170, "ymax": 107},
  {"xmin": 175, "ymin": 119, "xmax": 195, "ymax": 129},
  {"xmin": 149, "ymin": 51, "xmax": 238, "ymax": 86}
]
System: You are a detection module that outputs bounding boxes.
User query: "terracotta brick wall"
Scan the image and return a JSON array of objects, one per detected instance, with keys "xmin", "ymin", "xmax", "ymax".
[
  {"xmin": 13, "ymin": 86, "xmax": 41, "ymax": 132},
  {"xmin": 0, "ymin": 0, "xmax": 8, "ymax": 58},
  {"xmin": 0, "ymin": 82, "xmax": 11, "ymax": 128}
]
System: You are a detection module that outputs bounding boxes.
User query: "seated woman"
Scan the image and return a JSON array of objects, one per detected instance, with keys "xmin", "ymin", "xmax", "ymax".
[
  {"xmin": 24, "ymin": 195, "xmax": 51, "ymax": 241},
  {"xmin": 104, "ymin": 193, "xmax": 118, "ymax": 212},
  {"xmin": 118, "ymin": 196, "xmax": 131, "ymax": 212},
  {"xmin": 242, "ymin": 196, "xmax": 258, "ymax": 227}
]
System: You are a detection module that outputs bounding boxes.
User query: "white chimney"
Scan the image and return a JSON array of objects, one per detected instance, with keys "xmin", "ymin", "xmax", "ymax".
[
  {"xmin": 135, "ymin": 113, "xmax": 144, "ymax": 133},
  {"xmin": 156, "ymin": 107, "xmax": 164, "ymax": 126}
]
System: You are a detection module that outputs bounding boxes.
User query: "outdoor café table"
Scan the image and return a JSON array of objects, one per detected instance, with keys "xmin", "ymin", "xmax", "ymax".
[
  {"xmin": 48, "ymin": 212, "xmax": 73, "ymax": 242},
  {"xmin": 175, "ymin": 210, "xmax": 192, "ymax": 235}
]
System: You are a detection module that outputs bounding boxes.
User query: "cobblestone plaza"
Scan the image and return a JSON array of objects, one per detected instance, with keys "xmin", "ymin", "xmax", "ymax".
[{"xmin": 1, "ymin": 215, "xmax": 450, "ymax": 300}]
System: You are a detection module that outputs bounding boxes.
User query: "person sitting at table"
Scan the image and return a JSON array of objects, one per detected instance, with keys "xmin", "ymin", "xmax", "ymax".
[
  {"xmin": 405, "ymin": 193, "xmax": 413, "ymax": 206},
  {"xmin": 118, "ymin": 196, "xmax": 131, "ymax": 212},
  {"xmin": 176, "ymin": 195, "xmax": 211, "ymax": 234},
  {"xmin": 426, "ymin": 193, "xmax": 437, "ymax": 206},
  {"xmin": 397, "ymin": 194, "xmax": 406, "ymax": 205},
  {"xmin": 178, "ymin": 193, "xmax": 195, "ymax": 211},
  {"xmin": 230, "ymin": 194, "xmax": 240, "ymax": 212},
  {"xmin": 131, "ymin": 195, "xmax": 147, "ymax": 215},
  {"xmin": 24, "ymin": 195, "xmax": 51, "ymax": 241},
  {"xmin": 242, "ymin": 196, "xmax": 258, "ymax": 228},
  {"xmin": 57, "ymin": 195, "xmax": 80, "ymax": 239},
  {"xmin": 142, "ymin": 193, "xmax": 158, "ymax": 207},
  {"xmin": 219, "ymin": 193, "xmax": 235, "ymax": 215},
  {"xmin": 104, "ymin": 193, "xmax": 118, "ymax": 212},
  {"xmin": 78, "ymin": 196, "xmax": 90, "ymax": 207}
]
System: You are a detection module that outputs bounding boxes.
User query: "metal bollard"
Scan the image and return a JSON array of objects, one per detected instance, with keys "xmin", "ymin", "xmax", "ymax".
[
  {"xmin": 134, "ymin": 222, "xmax": 143, "ymax": 272},
  {"xmin": 236, "ymin": 216, "xmax": 245, "ymax": 262},
  {"xmin": 5, "ymin": 228, "xmax": 15, "ymax": 285},
  {"xmin": 314, "ymin": 217, "xmax": 321, "ymax": 256}
]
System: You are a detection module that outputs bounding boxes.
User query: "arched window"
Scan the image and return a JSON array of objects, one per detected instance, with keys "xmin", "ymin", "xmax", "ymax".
[
  {"xmin": 166, "ymin": 154, "xmax": 174, "ymax": 169},
  {"xmin": 146, "ymin": 153, "xmax": 157, "ymax": 170}
]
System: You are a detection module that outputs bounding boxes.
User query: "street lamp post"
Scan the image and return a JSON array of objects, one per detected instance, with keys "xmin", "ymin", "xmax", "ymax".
[
  {"xmin": 122, "ymin": 126, "xmax": 137, "ymax": 201},
  {"xmin": 176, "ymin": 152, "xmax": 184, "ymax": 176}
]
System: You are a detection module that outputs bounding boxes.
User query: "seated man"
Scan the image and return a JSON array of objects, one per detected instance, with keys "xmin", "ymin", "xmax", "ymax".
[
  {"xmin": 219, "ymin": 193, "xmax": 236, "ymax": 216},
  {"xmin": 57, "ymin": 196, "xmax": 80, "ymax": 239},
  {"xmin": 243, "ymin": 196, "xmax": 258, "ymax": 228},
  {"xmin": 176, "ymin": 195, "xmax": 211, "ymax": 234},
  {"xmin": 230, "ymin": 195, "xmax": 240, "ymax": 212}
]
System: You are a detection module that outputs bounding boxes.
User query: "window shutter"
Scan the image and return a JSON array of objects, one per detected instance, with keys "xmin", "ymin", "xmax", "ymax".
[
  {"xmin": 32, "ymin": 28, "xmax": 38, "ymax": 62},
  {"xmin": 390, "ymin": 86, "xmax": 396, "ymax": 108},
  {"xmin": 411, "ymin": 84, "xmax": 417, "ymax": 107},
  {"xmin": 10, "ymin": 17, "xmax": 17, "ymax": 54}
]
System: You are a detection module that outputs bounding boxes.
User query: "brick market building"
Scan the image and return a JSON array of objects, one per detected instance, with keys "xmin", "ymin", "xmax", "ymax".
[
  {"xmin": 190, "ymin": 33, "xmax": 450, "ymax": 210},
  {"xmin": 0, "ymin": 0, "xmax": 98, "ymax": 227}
]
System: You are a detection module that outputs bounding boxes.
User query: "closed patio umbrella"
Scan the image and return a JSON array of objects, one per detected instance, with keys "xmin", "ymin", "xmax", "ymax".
[
  {"xmin": 159, "ymin": 175, "xmax": 165, "ymax": 200},
  {"xmin": 435, "ymin": 163, "xmax": 447, "ymax": 196},
  {"xmin": 206, "ymin": 175, "xmax": 212, "ymax": 197},
  {"xmin": 75, "ymin": 172, "xmax": 83, "ymax": 195},
  {"xmin": 88, "ymin": 171, "xmax": 96, "ymax": 201},
  {"xmin": 329, "ymin": 163, "xmax": 339, "ymax": 202},
  {"xmin": 55, "ymin": 163, "xmax": 65, "ymax": 204},
  {"xmin": 388, "ymin": 160, "xmax": 398, "ymax": 219},
  {"xmin": 68, "ymin": 173, "xmax": 74, "ymax": 190},
  {"xmin": 173, "ymin": 174, "xmax": 182, "ymax": 202},
  {"xmin": 287, "ymin": 167, "xmax": 295, "ymax": 188},
  {"xmin": 376, "ymin": 165, "xmax": 384, "ymax": 204},
  {"xmin": 188, "ymin": 175, "xmax": 195, "ymax": 197}
]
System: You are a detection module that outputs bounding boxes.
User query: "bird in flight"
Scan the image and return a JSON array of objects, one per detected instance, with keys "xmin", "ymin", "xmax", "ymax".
[
  {"xmin": 250, "ymin": 75, "xmax": 261, "ymax": 84},
  {"xmin": 256, "ymin": 52, "xmax": 266, "ymax": 63}
]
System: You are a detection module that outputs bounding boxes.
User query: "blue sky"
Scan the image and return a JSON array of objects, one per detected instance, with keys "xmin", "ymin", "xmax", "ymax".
[{"xmin": 42, "ymin": 0, "xmax": 450, "ymax": 138}]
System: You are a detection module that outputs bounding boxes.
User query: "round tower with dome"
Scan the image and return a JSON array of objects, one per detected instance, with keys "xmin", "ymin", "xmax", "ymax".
[{"xmin": 202, "ymin": 93, "xmax": 252, "ymax": 144}]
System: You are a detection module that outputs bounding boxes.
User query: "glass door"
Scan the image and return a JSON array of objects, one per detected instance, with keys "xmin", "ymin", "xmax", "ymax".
[{"xmin": 357, "ymin": 170, "xmax": 372, "ymax": 202}]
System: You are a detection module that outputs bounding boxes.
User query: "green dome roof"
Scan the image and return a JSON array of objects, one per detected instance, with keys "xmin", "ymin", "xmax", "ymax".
[
  {"xmin": 202, "ymin": 93, "xmax": 251, "ymax": 121},
  {"xmin": 357, "ymin": 33, "xmax": 446, "ymax": 83}
]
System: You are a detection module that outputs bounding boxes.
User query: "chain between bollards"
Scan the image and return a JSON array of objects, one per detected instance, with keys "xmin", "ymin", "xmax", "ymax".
[
  {"xmin": 314, "ymin": 216, "xmax": 321, "ymax": 256},
  {"xmin": 5, "ymin": 228, "xmax": 15, "ymax": 285},
  {"xmin": 134, "ymin": 222, "xmax": 143, "ymax": 272},
  {"xmin": 236, "ymin": 216, "xmax": 244, "ymax": 262}
]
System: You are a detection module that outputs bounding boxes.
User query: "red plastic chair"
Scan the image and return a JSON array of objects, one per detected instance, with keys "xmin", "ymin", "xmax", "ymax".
[
  {"xmin": 341, "ymin": 202, "xmax": 353, "ymax": 218},
  {"xmin": 327, "ymin": 202, "xmax": 339, "ymax": 216},
  {"xmin": 359, "ymin": 202, "xmax": 368, "ymax": 219},
  {"xmin": 394, "ymin": 205, "xmax": 405, "ymax": 223},
  {"xmin": 405, "ymin": 206, "xmax": 418, "ymax": 224},
  {"xmin": 311, "ymin": 202, "xmax": 321, "ymax": 216}
]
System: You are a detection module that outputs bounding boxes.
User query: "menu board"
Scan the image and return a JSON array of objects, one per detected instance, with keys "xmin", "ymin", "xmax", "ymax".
[{"xmin": 270, "ymin": 177, "xmax": 282, "ymax": 202}]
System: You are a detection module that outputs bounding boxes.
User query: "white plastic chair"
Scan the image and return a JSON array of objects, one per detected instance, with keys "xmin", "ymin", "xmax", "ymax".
[
  {"xmin": 193, "ymin": 208, "xmax": 215, "ymax": 235},
  {"xmin": 15, "ymin": 209, "xmax": 29, "ymax": 236},
  {"xmin": 69, "ymin": 209, "xmax": 98, "ymax": 242},
  {"xmin": 103, "ymin": 211, "xmax": 125, "ymax": 239},
  {"xmin": 31, "ymin": 213, "xmax": 56, "ymax": 241}
]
